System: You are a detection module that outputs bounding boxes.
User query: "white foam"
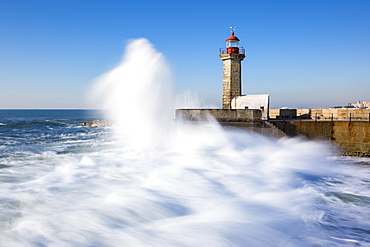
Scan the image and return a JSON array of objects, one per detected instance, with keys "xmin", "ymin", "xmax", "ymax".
[
  {"xmin": 1, "ymin": 39, "xmax": 369, "ymax": 246},
  {"xmin": 2, "ymin": 126, "xmax": 367, "ymax": 246}
]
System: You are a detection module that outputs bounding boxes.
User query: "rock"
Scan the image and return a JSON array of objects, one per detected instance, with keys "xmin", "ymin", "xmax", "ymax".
[{"xmin": 81, "ymin": 119, "xmax": 110, "ymax": 127}]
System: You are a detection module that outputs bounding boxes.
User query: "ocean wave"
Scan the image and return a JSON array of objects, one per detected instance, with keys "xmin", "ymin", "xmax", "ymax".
[{"xmin": 0, "ymin": 122, "xmax": 369, "ymax": 246}]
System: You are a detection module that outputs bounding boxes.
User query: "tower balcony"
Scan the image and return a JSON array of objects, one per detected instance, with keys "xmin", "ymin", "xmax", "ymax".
[{"xmin": 219, "ymin": 47, "xmax": 245, "ymax": 55}]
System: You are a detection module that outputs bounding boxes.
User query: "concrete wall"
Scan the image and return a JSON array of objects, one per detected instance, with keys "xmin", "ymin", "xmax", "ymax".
[
  {"xmin": 231, "ymin": 94, "xmax": 270, "ymax": 120},
  {"xmin": 220, "ymin": 122, "xmax": 286, "ymax": 139},
  {"xmin": 175, "ymin": 109, "xmax": 262, "ymax": 122},
  {"xmin": 175, "ymin": 110, "xmax": 285, "ymax": 139},
  {"xmin": 175, "ymin": 109, "xmax": 370, "ymax": 156},
  {"xmin": 272, "ymin": 120, "xmax": 370, "ymax": 157},
  {"xmin": 270, "ymin": 108, "xmax": 370, "ymax": 120},
  {"xmin": 309, "ymin": 108, "xmax": 370, "ymax": 120}
]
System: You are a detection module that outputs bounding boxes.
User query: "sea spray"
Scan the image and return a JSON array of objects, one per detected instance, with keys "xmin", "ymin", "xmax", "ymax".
[
  {"xmin": 3, "ymin": 117, "xmax": 366, "ymax": 246},
  {"xmin": 175, "ymin": 90, "xmax": 218, "ymax": 110},
  {"xmin": 89, "ymin": 38, "xmax": 173, "ymax": 149}
]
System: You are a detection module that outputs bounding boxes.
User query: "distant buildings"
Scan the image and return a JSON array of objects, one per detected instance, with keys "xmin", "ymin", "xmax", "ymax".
[
  {"xmin": 348, "ymin": 100, "xmax": 370, "ymax": 109},
  {"xmin": 330, "ymin": 101, "xmax": 370, "ymax": 109}
]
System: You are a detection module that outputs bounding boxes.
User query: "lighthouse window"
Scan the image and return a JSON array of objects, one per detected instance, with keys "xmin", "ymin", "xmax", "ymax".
[{"xmin": 226, "ymin": 40, "xmax": 239, "ymax": 48}]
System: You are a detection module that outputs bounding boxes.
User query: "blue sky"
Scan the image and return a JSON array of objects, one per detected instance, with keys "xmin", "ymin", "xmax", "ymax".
[{"xmin": 1, "ymin": 0, "xmax": 369, "ymax": 109}]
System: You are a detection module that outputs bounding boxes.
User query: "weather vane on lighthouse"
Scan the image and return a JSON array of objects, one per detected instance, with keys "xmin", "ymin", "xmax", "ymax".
[{"xmin": 230, "ymin": 26, "xmax": 236, "ymax": 34}]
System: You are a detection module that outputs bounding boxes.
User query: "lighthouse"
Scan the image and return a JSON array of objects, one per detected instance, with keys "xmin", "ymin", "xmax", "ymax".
[
  {"xmin": 175, "ymin": 28, "xmax": 269, "ymax": 123},
  {"xmin": 219, "ymin": 28, "xmax": 245, "ymax": 109}
]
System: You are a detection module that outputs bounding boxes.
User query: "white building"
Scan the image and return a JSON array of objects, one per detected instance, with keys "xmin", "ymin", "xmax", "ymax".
[
  {"xmin": 231, "ymin": 94, "xmax": 270, "ymax": 120},
  {"xmin": 348, "ymin": 101, "xmax": 370, "ymax": 109}
]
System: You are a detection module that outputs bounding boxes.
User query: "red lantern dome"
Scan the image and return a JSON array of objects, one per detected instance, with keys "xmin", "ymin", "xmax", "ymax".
[{"xmin": 225, "ymin": 32, "xmax": 240, "ymax": 42}]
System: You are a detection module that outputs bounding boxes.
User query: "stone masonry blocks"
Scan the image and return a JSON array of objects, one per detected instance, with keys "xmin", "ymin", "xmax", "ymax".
[{"xmin": 220, "ymin": 53, "xmax": 245, "ymax": 109}]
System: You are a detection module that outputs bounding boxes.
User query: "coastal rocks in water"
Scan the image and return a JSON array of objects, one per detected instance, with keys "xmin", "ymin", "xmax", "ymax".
[{"xmin": 81, "ymin": 119, "xmax": 110, "ymax": 127}]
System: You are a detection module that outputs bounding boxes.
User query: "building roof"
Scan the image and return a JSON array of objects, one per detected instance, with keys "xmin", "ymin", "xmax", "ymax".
[{"xmin": 225, "ymin": 32, "xmax": 240, "ymax": 41}]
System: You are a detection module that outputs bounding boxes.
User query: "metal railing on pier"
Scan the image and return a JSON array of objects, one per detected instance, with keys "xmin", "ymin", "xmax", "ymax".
[
  {"xmin": 311, "ymin": 113, "xmax": 370, "ymax": 122},
  {"xmin": 275, "ymin": 113, "xmax": 370, "ymax": 122}
]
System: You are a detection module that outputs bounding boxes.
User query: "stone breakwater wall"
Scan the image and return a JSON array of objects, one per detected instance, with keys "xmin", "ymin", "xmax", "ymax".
[
  {"xmin": 175, "ymin": 109, "xmax": 370, "ymax": 156},
  {"xmin": 175, "ymin": 109, "xmax": 262, "ymax": 122},
  {"xmin": 272, "ymin": 120, "xmax": 370, "ymax": 157},
  {"xmin": 175, "ymin": 109, "xmax": 286, "ymax": 139},
  {"xmin": 270, "ymin": 108, "xmax": 370, "ymax": 120}
]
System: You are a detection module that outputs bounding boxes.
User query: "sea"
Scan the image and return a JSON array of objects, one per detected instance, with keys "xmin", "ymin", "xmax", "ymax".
[
  {"xmin": 0, "ymin": 109, "xmax": 369, "ymax": 247},
  {"xmin": 1, "ymin": 39, "xmax": 370, "ymax": 246}
]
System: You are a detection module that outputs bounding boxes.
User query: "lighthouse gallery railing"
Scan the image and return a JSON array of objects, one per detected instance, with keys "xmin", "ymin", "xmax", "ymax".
[{"xmin": 219, "ymin": 47, "xmax": 245, "ymax": 55}]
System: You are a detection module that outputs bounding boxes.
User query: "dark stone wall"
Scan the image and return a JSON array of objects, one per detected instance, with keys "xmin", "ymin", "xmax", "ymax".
[
  {"xmin": 175, "ymin": 109, "xmax": 262, "ymax": 122},
  {"xmin": 219, "ymin": 122, "xmax": 286, "ymax": 139},
  {"xmin": 272, "ymin": 121, "xmax": 370, "ymax": 157},
  {"xmin": 175, "ymin": 109, "xmax": 370, "ymax": 156},
  {"xmin": 175, "ymin": 109, "xmax": 285, "ymax": 139}
]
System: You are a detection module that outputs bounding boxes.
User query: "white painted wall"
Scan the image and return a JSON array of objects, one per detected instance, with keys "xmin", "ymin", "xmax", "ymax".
[{"xmin": 231, "ymin": 94, "xmax": 270, "ymax": 120}]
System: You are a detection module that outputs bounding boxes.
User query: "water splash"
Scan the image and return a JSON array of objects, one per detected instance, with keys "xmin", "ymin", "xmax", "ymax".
[
  {"xmin": 89, "ymin": 38, "xmax": 173, "ymax": 148},
  {"xmin": 175, "ymin": 90, "xmax": 217, "ymax": 109}
]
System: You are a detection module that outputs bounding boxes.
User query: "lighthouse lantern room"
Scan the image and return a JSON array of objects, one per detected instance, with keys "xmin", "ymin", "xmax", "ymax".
[{"xmin": 226, "ymin": 32, "xmax": 240, "ymax": 54}]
